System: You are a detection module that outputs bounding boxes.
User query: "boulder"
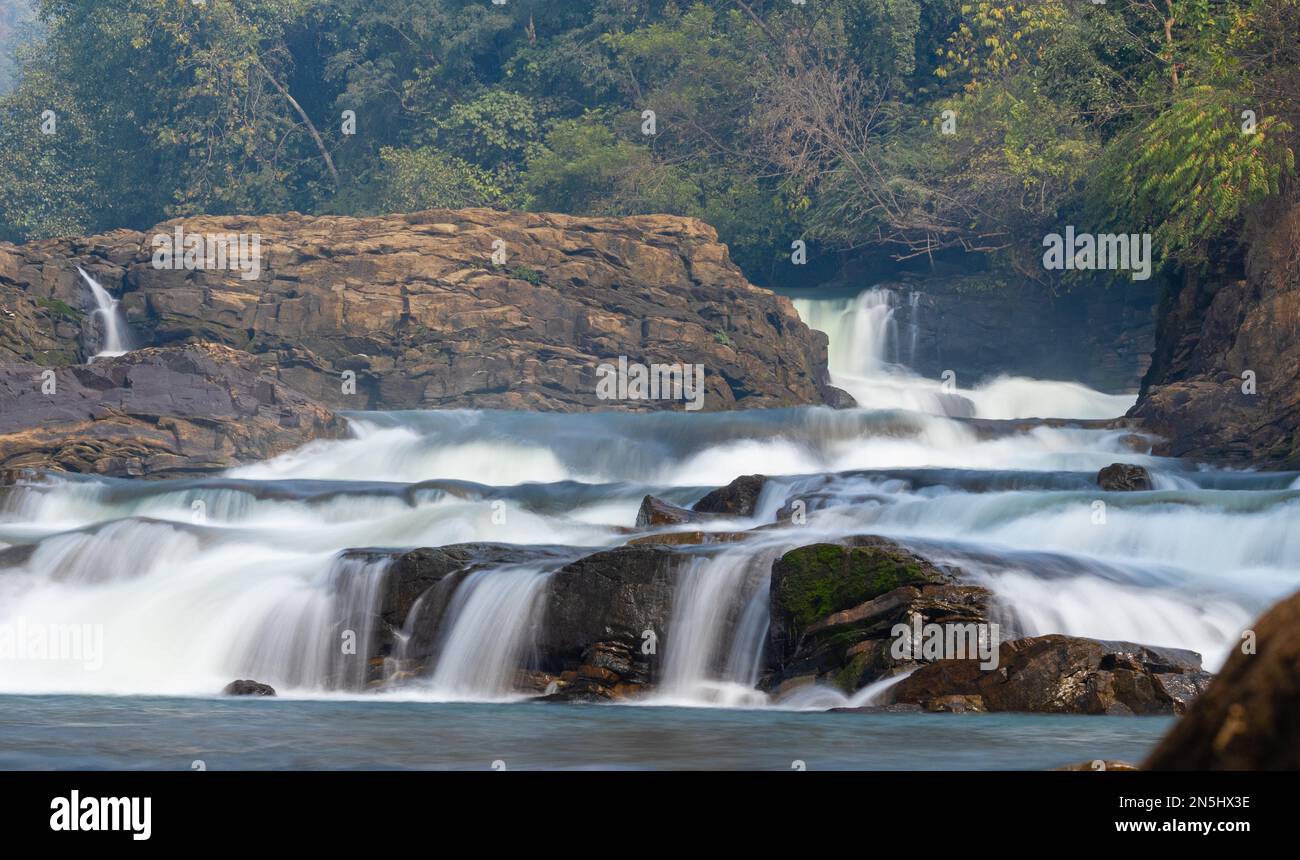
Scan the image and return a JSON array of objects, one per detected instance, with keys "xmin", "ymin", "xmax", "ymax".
[
  {"xmin": 892, "ymin": 635, "xmax": 1211, "ymax": 715},
  {"xmin": 1097, "ymin": 463, "xmax": 1153, "ymax": 491},
  {"xmin": 0, "ymin": 343, "xmax": 345, "ymax": 478},
  {"xmin": 223, "ymin": 679, "xmax": 276, "ymax": 696},
  {"xmin": 691, "ymin": 474, "xmax": 767, "ymax": 517},
  {"xmin": 764, "ymin": 537, "xmax": 990, "ymax": 694},
  {"xmin": 1144, "ymin": 589, "xmax": 1300, "ymax": 769},
  {"xmin": 635, "ymin": 495, "xmax": 711, "ymax": 528}
]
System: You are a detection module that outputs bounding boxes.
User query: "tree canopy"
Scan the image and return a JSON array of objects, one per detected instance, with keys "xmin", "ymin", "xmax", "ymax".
[{"xmin": 0, "ymin": 0, "xmax": 1294, "ymax": 286}]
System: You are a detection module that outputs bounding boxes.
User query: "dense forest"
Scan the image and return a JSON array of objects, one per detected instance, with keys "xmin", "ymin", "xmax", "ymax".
[{"xmin": 0, "ymin": 0, "xmax": 1295, "ymax": 287}]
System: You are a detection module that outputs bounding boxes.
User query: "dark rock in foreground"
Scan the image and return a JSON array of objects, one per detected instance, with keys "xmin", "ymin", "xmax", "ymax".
[
  {"xmin": 1097, "ymin": 463, "xmax": 1153, "ymax": 492},
  {"xmin": 223, "ymin": 680, "xmax": 276, "ymax": 696},
  {"xmin": 1145, "ymin": 589, "xmax": 1300, "ymax": 769},
  {"xmin": 892, "ymin": 635, "xmax": 1210, "ymax": 715},
  {"xmin": 0, "ymin": 343, "xmax": 345, "ymax": 478}
]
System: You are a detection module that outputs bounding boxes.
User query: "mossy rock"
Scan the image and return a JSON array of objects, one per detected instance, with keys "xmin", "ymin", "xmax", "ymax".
[{"xmin": 772, "ymin": 538, "xmax": 944, "ymax": 632}]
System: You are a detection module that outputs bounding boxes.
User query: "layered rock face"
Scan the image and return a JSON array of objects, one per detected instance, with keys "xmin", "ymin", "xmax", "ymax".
[
  {"xmin": 0, "ymin": 343, "xmax": 345, "ymax": 477},
  {"xmin": 0, "ymin": 210, "xmax": 845, "ymax": 412},
  {"xmin": 1130, "ymin": 204, "xmax": 1300, "ymax": 467}
]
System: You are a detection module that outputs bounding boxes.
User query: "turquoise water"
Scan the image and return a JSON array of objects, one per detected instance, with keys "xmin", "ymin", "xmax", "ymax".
[{"xmin": 0, "ymin": 695, "xmax": 1172, "ymax": 770}]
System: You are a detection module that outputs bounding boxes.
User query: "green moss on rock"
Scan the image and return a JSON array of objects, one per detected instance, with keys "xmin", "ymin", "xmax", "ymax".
[{"xmin": 773, "ymin": 541, "xmax": 941, "ymax": 631}]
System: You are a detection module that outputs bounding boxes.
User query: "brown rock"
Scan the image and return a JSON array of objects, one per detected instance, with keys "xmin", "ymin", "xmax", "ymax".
[
  {"xmin": 1144, "ymin": 588, "xmax": 1300, "ymax": 769},
  {"xmin": 893, "ymin": 635, "xmax": 1211, "ymax": 715},
  {"xmin": 0, "ymin": 210, "xmax": 846, "ymax": 412},
  {"xmin": 635, "ymin": 495, "xmax": 711, "ymax": 528},
  {"xmin": 692, "ymin": 474, "xmax": 767, "ymax": 517},
  {"xmin": 0, "ymin": 343, "xmax": 345, "ymax": 478},
  {"xmin": 1131, "ymin": 203, "xmax": 1300, "ymax": 467}
]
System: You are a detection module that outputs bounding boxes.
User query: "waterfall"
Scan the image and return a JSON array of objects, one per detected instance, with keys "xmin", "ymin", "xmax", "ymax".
[
  {"xmin": 907, "ymin": 291, "xmax": 922, "ymax": 366},
  {"xmin": 77, "ymin": 267, "xmax": 131, "ymax": 358},
  {"xmin": 424, "ymin": 565, "xmax": 554, "ymax": 701},
  {"xmin": 656, "ymin": 545, "xmax": 781, "ymax": 707},
  {"xmin": 792, "ymin": 286, "xmax": 1134, "ymax": 420},
  {"xmin": 228, "ymin": 554, "xmax": 394, "ymax": 692},
  {"xmin": 792, "ymin": 288, "xmax": 900, "ymax": 376}
]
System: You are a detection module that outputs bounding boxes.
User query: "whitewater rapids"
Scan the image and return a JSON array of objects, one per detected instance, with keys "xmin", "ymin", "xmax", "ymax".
[{"xmin": 0, "ymin": 287, "xmax": 1296, "ymax": 706}]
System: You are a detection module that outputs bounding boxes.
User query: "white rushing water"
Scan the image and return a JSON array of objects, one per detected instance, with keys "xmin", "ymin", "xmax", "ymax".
[
  {"xmin": 1, "ymin": 286, "xmax": 1296, "ymax": 703},
  {"xmin": 792, "ymin": 287, "xmax": 1135, "ymax": 419},
  {"xmin": 424, "ymin": 566, "xmax": 554, "ymax": 702},
  {"xmin": 77, "ymin": 267, "xmax": 131, "ymax": 358}
]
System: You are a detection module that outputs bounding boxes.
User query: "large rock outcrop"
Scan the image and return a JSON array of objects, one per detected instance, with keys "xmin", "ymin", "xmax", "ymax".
[
  {"xmin": 0, "ymin": 343, "xmax": 345, "ymax": 477},
  {"xmin": 1145, "ymin": 589, "xmax": 1300, "ymax": 769},
  {"xmin": 1130, "ymin": 204, "xmax": 1300, "ymax": 467},
  {"xmin": 0, "ymin": 210, "xmax": 846, "ymax": 412}
]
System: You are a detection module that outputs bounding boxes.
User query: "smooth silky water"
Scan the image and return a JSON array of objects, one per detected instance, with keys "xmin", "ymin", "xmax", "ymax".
[{"xmin": 2, "ymin": 287, "xmax": 1297, "ymax": 768}]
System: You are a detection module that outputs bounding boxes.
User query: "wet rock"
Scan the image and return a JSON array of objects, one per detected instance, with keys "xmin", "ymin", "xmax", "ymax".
[
  {"xmin": 348, "ymin": 543, "xmax": 569, "ymax": 672},
  {"xmin": 635, "ymin": 495, "xmax": 712, "ymax": 528},
  {"xmin": 536, "ymin": 641, "xmax": 648, "ymax": 702},
  {"xmin": 764, "ymin": 537, "xmax": 990, "ymax": 695},
  {"xmin": 1097, "ymin": 463, "xmax": 1153, "ymax": 491},
  {"xmin": 692, "ymin": 474, "xmax": 767, "ymax": 517},
  {"xmin": 223, "ymin": 679, "xmax": 276, "ymax": 696},
  {"xmin": 922, "ymin": 694, "xmax": 986, "ymax": 713},
  {"xmin": 1144, "ymin": 588, "xmax": 1300, "ymax": 769},
  {"xmin": 537, "ymin": 545, "xmax": 688, "ymax": 700},
  {"xmin": 0, "ymin": 344, "xmax": 345, "ymax": 478},
  {"xmin": 892, "ymin": 635, "xmax": 1211, "ymax": 715}
]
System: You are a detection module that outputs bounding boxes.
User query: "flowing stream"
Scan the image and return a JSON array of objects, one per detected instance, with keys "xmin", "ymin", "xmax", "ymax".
[
  {"xmin": 2, "ymin": 286, "xmax": 1297, "ymax": 715},
  {"xmin": 77, "ymin": 267, "xmax": 131, "ymax": 358}
]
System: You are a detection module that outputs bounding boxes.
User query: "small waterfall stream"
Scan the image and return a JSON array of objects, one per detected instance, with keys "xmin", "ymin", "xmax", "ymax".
[
  {"xmin": 657, "ymin": 545, "xmax": 782, "ymax": 707},
  {"xmin": 425, "ymin": 566, "xmax": 555, "ymax": 701},
  {"xmin": 77, "ymin": 267, "xmax": 131, "ymax": 358}
]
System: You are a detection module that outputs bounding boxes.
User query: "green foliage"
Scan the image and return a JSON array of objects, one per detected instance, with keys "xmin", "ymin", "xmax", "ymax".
[
  {"xmin": 366, "ymin": 146, "xmax": 506, "ymax": 213},
  {"xmin": 0, "ymin": 0, "xmax": 1292, "ymax": 287},
  {"xmin": 1093, "ymin": 87, "xmax": 1295, "ymax": 265}
]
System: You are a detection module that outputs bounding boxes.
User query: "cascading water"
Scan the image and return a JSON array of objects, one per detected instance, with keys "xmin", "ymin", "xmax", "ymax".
[
  {"xmin": 3, "ymin": 407, "xmax": 1297, "ymax": 704},
  {"xmin": 424, "ymin": 565, "xmax": 554, "ymax": 701},
  {"xmin": 77, "ymin": 267, "xmax": 131, "ymax": 358},
  {"xmin": 656, "ymin": 545, "xmax": 782, "ymax": 707},
  {"xmin": 792, "ymin": 286, "xmax": 1135, "ymax": 419}
]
